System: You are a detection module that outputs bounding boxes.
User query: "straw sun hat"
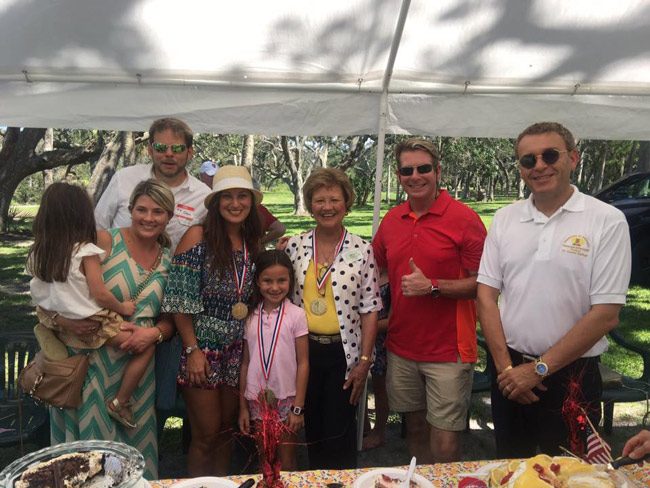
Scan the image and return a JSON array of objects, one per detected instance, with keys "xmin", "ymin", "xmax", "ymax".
[{"xmin": 204, "ymin": 165, "xmax": 263, "ymax": 207}]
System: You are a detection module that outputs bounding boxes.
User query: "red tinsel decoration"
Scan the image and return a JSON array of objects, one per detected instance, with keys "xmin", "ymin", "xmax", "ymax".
[
  {"xmin": 254, "ymin": 390, "xmax": 287, "ymax": 488},
  {"xmin": 561, "ymin": 373, "xmax": 587, "ymax": 456}
]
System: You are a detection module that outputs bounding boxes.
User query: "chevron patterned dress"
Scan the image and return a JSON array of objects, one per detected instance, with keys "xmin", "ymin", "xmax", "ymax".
[{"xmin": 50, "ymin": 228, "xmax": 171, "ymax": 479}]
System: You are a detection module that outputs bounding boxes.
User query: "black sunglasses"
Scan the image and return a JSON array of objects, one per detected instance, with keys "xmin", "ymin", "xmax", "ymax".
[
  {"xmin": 151, "ymin": 142, "xmax": 187, "ymax": 154},
  {"xmin": 398, "ymin": 163, "xmax": 434, "ymax": 177},
  {"xmin": 518, "ymin": 148, "xmax": 568, "ymax": 169}
]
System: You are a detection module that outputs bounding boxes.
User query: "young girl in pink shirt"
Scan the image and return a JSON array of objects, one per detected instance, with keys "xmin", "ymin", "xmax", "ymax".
[{"xmin": 239, "ymin": 250, "xmax": 309, "ymax": 470}]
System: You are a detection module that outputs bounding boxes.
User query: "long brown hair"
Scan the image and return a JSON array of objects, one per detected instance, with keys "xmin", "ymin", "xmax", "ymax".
[
  {"xmin": 28, "ymin": 182, "xmax": 97, "ymax": 282},
  {"xmin": 203, "ymin": 189, "xmax": 262, "ymax": 276}
]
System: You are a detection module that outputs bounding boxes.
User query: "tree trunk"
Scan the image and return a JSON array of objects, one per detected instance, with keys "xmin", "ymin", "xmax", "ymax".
[
  {"xmin": 462, "ymin": 173, "xmax": 472, "ymax": 200},
  {"xmin": 386, "ymin": 167, "xmax": 391, "ymax": 205},
  {"xmin": 242, "ymin": 135, "xmax": 255, "ymax": 172},
  {"xmin": 593, "ymin": 145, "xmax": 608, "ymax": 192},
  {"xmin": 638, "ymin": 141, "xmax": 650, "ymax": 172},
  {"xmin": 0, "ymin": 127, "xmax": 101, "ymax": 230},
  {"xmin": 494, "ymin": 158, "xmax": 510, "ymax": 195},
  {"xmin": 624, "ymin": 142, "xmax": 638, "ymax": 175},
  {"xmin": 318, "ymin": 144, "xmax": 328, "ymax": 168},
  {"xmin": 337, "ymin": 135, "xmax": 371, "ymax": 172},
  {"xmin": 518, "ymin": 176, "xmax": 526, "ymax": 199},
  {"xmin": 42, "ymin": 128, "xmax": 55, "ymax": 187},
  {"xmin": 87, "ymin": 131, "xmax": 135, "ymax": 204},
  {"xmin": 280, "ymin": 136, "xmax": 307, "ymax": 215}
]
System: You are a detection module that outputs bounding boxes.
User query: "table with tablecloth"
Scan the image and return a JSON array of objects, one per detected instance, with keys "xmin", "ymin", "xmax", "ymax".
[{"xmin": 150, "ymin": 460, "xmax": 650, "ymax": 487}]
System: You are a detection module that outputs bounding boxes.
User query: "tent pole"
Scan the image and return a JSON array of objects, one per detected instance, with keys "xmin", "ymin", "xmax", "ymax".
[
  {"xmin": 371, "ymin": 0, "xmax": 410, "ymax": 237},
  {"xmin": 359, "ymin": 0, "xmax": 412, "ymax": 453}
]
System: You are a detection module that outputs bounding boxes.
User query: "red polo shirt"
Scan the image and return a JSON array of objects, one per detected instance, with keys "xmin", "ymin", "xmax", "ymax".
[{"xmin": 372, "ymin": 190, "xmax": 486, "ymax": 362}]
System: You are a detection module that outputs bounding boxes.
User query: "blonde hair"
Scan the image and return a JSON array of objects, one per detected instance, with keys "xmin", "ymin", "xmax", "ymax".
[
  {"xmin": 128, "ymin": 179, "xmax": 175, "ymax": 248},
  {"xmin": 303, "ymin": 168, "xmax": 355, "ymax": 213}
]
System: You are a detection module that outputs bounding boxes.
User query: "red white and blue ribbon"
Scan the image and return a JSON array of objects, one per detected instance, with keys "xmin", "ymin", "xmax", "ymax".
[
  {"xmin": 232, "ymin": 241, "xmax": 249, "ymax": 300},
  {"xmin": 312, "ymin": 228, "xmax": 347, "ymax": 293},
  {"xmin": 257, "ymin": 300, "xmax": 285, "ymax": 381}
]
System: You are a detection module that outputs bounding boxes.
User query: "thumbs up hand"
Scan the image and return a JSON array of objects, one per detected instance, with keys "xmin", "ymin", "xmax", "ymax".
[{"xmin": 401, "ymin": 258, "xmax": 433, "ymax": 296}]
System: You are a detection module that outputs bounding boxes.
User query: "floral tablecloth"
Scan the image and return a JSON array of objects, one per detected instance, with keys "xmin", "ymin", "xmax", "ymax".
[{"xmin": 150, "ymin": 460, "xmax": 650, "ymax": 487}]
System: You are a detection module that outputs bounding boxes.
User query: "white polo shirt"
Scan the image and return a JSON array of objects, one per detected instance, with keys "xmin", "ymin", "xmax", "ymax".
[
  {"xmin": 94, "ymin": 164, "xmax": 210, "ymax": 251},
  {"xmin": 477, "ymin": 187, "xmax": 631, "ymax": 357}
]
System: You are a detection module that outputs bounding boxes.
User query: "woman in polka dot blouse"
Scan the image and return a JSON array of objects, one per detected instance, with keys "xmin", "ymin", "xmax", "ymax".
[{"xmin": 284, "ymin": 168, "xmax": 381, "ymax": 469}]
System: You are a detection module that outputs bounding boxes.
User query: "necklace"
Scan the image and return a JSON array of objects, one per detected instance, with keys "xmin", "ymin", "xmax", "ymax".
[
  {"xmin": 257, "ymin": 301, "xmax": 285, "ymax": 381},
  {"xmin": 310, "ymin": 228, "xmax": 346, "ymax": 316},
  {"xmin": 231, "ymin": 241, "xmax": 249, "ymax": 320}
]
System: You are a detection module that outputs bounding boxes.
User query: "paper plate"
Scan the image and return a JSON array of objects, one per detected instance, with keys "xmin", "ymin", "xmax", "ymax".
[
  {"xmin": 353, "ymin": 468, "xmax": 434, "ymax": 488},
  {"xmin": 171, "ymin": 477, "xmax": 239, "ymax": 488}
]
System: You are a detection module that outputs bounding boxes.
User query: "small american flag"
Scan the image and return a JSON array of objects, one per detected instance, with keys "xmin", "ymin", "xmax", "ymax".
[{"xmin": 584, "ymin": 423, "xmax": 612, "ymax": 464}]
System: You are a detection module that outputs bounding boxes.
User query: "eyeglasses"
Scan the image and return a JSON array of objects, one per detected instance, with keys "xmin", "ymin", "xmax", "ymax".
[
  {"xmin": 398, "ymin": 163, "xmax": 434, "ymax": 177},
  {"xmin": 518, "ymin": 148, "xmax": 568, "ymax": 169},
  {"xmin": 151, "ymin": 142, "xmax": 187, "ymax": 154}
]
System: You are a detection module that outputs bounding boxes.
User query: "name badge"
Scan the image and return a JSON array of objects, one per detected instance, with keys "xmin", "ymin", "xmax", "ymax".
[
  {"xmin": 175, "ymin": 203, "xmax": 195, "ymax": 226},
  {"xmin": 342, "ymin": 249, "xmax": 362, "ymax": 263}
]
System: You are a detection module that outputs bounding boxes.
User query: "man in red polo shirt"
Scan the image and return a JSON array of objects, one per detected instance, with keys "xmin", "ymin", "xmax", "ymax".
[{"xmin": 372, "ymin": 138, "xmax": 486, "ymax": 463}]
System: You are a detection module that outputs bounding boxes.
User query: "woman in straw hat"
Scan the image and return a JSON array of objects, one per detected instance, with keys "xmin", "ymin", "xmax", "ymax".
[{"xmin": 162, "ymin": 165, "xmax": 263, "ymax": 476}]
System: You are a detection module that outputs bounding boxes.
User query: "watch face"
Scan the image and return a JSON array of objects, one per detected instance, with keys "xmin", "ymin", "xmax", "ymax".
[
  {"xmin": 535, "ymin": 362, "xmax": 549, "ymax": 376},
  {"xmin": 291, "ymin": 406, "xmax": 302, "ymax": 415}
]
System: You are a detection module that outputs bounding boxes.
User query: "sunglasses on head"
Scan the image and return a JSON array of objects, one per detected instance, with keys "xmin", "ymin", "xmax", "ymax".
[
  {"xmin": 398, "ymin": 163, "xmax": 434, "ymax": 177},
  {"xmin": 151, "ymin": 142, "xmax": 187, "ymax": 154},
  {"xmin": 518, "ymin": 148, "xmax": 569, "ymax": 169}
]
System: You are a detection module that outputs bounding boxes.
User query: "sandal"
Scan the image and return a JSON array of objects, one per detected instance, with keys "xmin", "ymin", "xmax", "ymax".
[{"xmin": 106, "ymin": 398, "xmax": 137, "ymax": 429}]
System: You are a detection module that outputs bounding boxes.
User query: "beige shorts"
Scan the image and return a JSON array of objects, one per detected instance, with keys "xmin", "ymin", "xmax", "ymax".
[{"xmin": 386, "ymin": 350, "xmax": 473, "ymax": 431}]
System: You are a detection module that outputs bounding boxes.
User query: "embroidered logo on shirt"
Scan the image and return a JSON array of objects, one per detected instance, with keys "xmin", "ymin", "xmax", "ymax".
[{"xmin": 561, "ymin": 234, "xmax": 590, "ymax": 257}]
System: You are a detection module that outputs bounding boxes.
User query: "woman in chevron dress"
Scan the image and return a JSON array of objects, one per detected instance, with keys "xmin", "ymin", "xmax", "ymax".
[{"xmin": 45, "ymin": 180, "xmax": 175, "ymax": 479}]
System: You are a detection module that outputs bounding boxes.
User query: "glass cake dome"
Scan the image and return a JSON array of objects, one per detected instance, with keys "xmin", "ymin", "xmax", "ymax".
[{"xmin": 0, "ymin": 439, "xmax": 145, "ymax": 488}]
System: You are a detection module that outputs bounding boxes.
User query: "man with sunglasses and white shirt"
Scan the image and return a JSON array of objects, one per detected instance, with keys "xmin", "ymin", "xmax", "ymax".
[
  {"xmin": 95, "ymin": 117, "xmax": 210, "ymax": 251},
  {"xmin": 372, "ymin": 138, "xmax": 486, "ymax": 463},
  {"xmin": 477, "ymin": 122, "xmax": 631, "ymax": 458}
]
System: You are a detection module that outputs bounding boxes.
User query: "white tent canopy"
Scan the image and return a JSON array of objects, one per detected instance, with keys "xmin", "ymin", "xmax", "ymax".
[{"xmin": 1, "ymin": 0, "xmax": 650, "ymax": 140}]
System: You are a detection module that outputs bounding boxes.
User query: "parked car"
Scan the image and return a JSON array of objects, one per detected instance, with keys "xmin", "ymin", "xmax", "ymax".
[{"xmin": 594, "ymin": 172, "xmax": 650, "ymax": 285}]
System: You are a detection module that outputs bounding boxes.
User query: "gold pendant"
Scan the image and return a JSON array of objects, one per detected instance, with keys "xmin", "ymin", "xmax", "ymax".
[
  {"xmin": 310, "ymin": 298, "xmax": 327, "ymax": 316},
  {"xmin": 231, "ymin": 302, "xmax": 248, "ymax": 320}
]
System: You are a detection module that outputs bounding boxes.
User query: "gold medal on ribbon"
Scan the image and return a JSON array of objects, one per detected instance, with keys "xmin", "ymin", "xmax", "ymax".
[
  {"xmin": 231, "ymin": 301, "xmax": 249, "ymax": 320},
  {"xmin": 231, "ymin": 241, "xmax": 250, "ymax": 321},
  {"xmin": 310, "ymin": 297, "xmax": 328, "ymax": 316}
]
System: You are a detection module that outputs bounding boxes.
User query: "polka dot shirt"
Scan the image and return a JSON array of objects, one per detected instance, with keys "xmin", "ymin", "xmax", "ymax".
[{"xmin": 285, "ymin": 229, "xmax": 382, "ymax": 378}]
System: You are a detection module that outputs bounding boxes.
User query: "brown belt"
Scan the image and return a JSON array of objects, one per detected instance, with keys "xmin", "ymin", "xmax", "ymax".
[{"xmin": 308, "ymin": 333, "xmax": 342, "ymax": 344}]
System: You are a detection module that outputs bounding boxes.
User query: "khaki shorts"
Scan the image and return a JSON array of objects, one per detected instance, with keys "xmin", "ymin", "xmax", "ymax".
[{"xmin": 386, "ymin": 350, "xmax": 473, "ymax": 431}]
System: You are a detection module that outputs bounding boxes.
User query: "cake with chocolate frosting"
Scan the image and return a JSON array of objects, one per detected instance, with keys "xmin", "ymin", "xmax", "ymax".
[{"xmin": 13, "ymin": 450, "xmax": 131, "ymax": 488}]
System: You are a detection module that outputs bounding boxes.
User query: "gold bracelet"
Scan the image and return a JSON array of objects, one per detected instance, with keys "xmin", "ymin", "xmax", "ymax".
[
  {"xmin": 360, "ymin": 355, "xmax": 370, "ymax": 362},
  {"xmin": 155, "ymin": 326, "xmax": 164, "ymax": 344}
]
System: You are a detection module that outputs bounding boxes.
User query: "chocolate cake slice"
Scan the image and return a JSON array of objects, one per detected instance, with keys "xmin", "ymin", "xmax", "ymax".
[{"xmin": 15, "ymin": 451, "xmax": 103, "ymax": 488}]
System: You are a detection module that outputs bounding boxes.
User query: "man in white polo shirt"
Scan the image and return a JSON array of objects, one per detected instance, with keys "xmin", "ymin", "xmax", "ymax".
[
  {"xmin": 477, "ymin": 122, "xmax": 631, "ymax": 458},
  {"xmin": 95, "ymin": 117, "xmax": 210, "ymax": 251}
]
